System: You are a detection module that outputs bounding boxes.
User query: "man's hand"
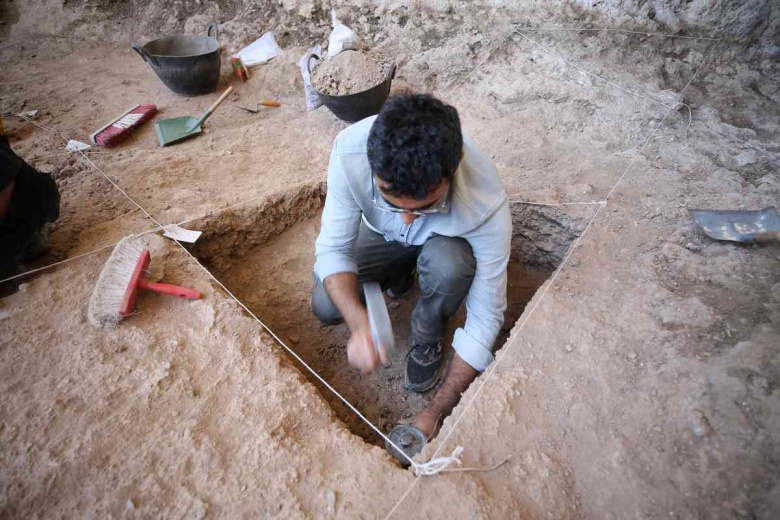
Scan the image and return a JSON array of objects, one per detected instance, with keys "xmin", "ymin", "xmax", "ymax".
[
  {"xmin": 347, "ymin": 324, "xmax": 388, "ymax": 374},
  {"xmin": 324, "ymin": 272, "xmax": 388, "ymax": 374}
]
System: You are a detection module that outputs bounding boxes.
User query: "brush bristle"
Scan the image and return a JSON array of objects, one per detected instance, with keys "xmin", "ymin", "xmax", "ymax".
[
  {"xmin": 88, "ymin": 236, "xmax": 146, "ymax": 329},
  {"xmin": 95, "ymin": 104, "xmax": 157, "ymax": 147}
]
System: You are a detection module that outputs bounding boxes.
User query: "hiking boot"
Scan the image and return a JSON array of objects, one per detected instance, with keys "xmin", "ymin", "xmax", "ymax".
[
  {"xmin": 404, "ymin": 341, "xmax": 442, "ymax": 393},
  {"xmin": 386, "ymin": 271, "xmax": 414, "ymax": 299}
]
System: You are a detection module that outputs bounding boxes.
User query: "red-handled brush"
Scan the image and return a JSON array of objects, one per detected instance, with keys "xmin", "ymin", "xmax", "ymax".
[
  {"xmin": 88, "ymin": 236, "xmax": 201, "ymax": 329},
  {"xmin": 90, "ymin": 104, "xmax": 157, "ymax": 148}
]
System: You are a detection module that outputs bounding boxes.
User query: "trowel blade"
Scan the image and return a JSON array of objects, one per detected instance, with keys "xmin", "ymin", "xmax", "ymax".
[
  {"xmin": 689, "ymin": 207, "xmax": 780, "ymax": 243},
  {"xmin": 364, "ymin": 282, "xmax": 395, "ymax": 364}
]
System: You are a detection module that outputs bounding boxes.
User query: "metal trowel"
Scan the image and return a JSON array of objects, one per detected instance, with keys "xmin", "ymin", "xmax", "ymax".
[
  {"xmin": 364, "ymin": 282, "xmax": 395, "ymax": 366},
  {"xmin": 689, "ymin": 207, "xmax": 780, "ymax": 243}
]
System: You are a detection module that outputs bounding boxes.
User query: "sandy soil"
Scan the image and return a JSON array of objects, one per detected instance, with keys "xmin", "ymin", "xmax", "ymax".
[
  {"xmin": 312, "ymin": 50, "xmax": 394, "ymax": 96},
  {"xmin": 1, "ymin": 2, "xmax": 779, "ymax": 518}
]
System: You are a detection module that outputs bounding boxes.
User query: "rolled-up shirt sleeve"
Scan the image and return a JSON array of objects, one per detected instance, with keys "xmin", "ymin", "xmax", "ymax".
[
  {"xmin": 452, "ymin": 201, "xmax": 512, "ymax": 371},
  {"xmin": 313, "ymin": 139, "xmax": 363, "ymax": 281}
]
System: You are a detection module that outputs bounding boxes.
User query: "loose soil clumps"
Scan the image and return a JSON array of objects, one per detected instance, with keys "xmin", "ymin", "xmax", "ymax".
[{"xmin": 312, "ymin": 50, "xmax": 394, "ymax": 96}]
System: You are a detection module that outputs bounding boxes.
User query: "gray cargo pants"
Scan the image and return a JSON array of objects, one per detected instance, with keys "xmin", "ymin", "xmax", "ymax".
[{"xmin": 312, "ymin": 222, "xmax": 476, "ymax": 346}]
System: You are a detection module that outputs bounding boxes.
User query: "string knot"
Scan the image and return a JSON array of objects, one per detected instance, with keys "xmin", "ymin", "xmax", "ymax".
[{"xmin": 412, "ymin": 446, "xmax": 464, "ymax": 476}]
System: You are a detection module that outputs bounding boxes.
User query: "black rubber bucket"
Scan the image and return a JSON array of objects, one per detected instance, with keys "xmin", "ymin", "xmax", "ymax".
[
  {"xmin": 308, "ymin": 53, "xmax": 396, "ymax": 123},
  {"xmin": 132, "ymin": 23, "xmax": 221, "ymax": 97}
]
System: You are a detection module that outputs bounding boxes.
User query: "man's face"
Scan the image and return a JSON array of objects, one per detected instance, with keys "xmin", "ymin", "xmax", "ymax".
[{"xmin": 375, "ymin": 177, "xmax": 451, "ymax": 225}]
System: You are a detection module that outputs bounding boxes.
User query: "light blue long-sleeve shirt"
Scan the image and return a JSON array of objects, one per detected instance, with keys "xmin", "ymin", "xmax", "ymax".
[{"xmin": 314, "ymin": 116, "xmax": 511, "ymax": 371}]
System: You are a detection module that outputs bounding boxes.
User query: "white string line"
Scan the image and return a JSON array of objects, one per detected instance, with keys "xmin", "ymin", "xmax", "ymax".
[
  {"xmin": 3, "ymin": 115, "xmax": 316, "ymax": 283},
  {"xmin": 515, "ymin": 26, "xmax": 720, "ymax": 40},
  {"xmin": 509, "ymin": 199, "xmax": 606, "ymax": 207},
  {"xmin": 431, "ymin": 32, "xmax": 722, "ymax": 466},
  {"xmin": 513, "ymin": 28, "xmax": 686, "ymax": 112},
  {"xmin": 445, "ymin": 24, "xmax": 521, "ymax": 92},
  {"xmin": 28, "ymin": 150, "xmax": 110, "ymax": 160},
  {"xmin": 0, "ymin": 179, "xmax": 318, "ymax": 285},
  {"xmin": 172, "ymin": 178, "xmax": 317, "ymax": 229},
  {"xmin": 382, "ymin": 208, "xmax": 604, "ymax": 520},
  {"xmin": 18, "ymin": 113, "xmax": 318, "ymax": 225},
  {"xmin": 15, "ymin": 104, "xmax": 422, "ymax": 468},
  {"xmin": 16, "ymin": 31, "xmax": 719, "ymax": 489},
  {"xmin": 449, "ymin": 26, "xmax": 694, "ymax": 144},
  {"xmin": 0, "ymin": 242, "xmax": 119, "ymax": 284},
  {"xmin": 17, "ymin": 114, "xmax": 75, "ymax": 144},
  {"xmin": 0, "ymin": 186, "xmax": 591, "ymax": 286},
  {"xmin": 14, "ymin": 118, "xmax": 601, "ymax": 282},
  {"xmin": 435, "ymin": 31, "xmax": 722, "ymax": 470},
  {"xmin": 0, "ymin": 28, "xmax": 717, "ymax": 87},
  {"xmin": 445, "ymin": 23, "xmax": 718, "ymax": 95},
  {"xmin": 606, "ymin": 38, "xmax": 720, "ymax": 200},
  {"xmin": 385, "ymin": 32, "xmax": 722, "ymax": 520},
  {"xmin": 76, "ymin": 151, "xmax": 164, "ymax": 227},
  {"xmin": 172, "ymin": 241, "xmax": 420, "ymax": 468}
]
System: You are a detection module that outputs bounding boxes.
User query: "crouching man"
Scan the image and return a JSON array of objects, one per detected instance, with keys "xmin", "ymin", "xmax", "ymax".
[
  {"xmin": 1, "ymin": 119, "xmax": 60, "ymax": 281},
  {"xmin": 311, "ymin": 94, "xmax": 511, "ymax": 459}
]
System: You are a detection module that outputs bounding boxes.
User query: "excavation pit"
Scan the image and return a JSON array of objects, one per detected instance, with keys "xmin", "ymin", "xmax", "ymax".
[{"xmin": 191, "ymin": 182, "xmax": 581, "ymax": 447}]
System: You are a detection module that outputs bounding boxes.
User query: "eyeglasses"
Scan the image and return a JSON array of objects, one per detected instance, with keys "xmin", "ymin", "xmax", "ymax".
[{"xmin": 371, "ymin": 176, "xmax": 451, "ymax": 216}]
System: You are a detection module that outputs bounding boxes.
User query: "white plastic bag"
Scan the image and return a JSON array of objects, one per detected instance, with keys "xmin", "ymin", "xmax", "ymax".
[
  {"xmin": 327, "ymin": 10, "xmax": 360, "ymax": 59},
  {"xmin": 298, "ymin": 45, "xmax": 323, "ymax": 111},
  {"xmin": 236, "ymin": 32, "xmax": 282, "ymax": 67}
]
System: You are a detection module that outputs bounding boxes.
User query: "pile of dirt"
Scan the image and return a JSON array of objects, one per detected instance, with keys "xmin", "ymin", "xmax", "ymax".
[{"xmin": 312, "ymin": 50, "xmax": 394, "ymax": 96}]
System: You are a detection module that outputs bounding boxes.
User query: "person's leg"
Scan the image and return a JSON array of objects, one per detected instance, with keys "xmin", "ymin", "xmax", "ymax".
[
  {"xmin": 311, "ymin": 223, "xmax": 419, "ymax": 325},
  {"xmin": 406, "ymin": 236, "xmax": 475, "ymax": 391},
  {"xmin": 412, "ymin": 236, "xmax": 475, "ymax": 345}
]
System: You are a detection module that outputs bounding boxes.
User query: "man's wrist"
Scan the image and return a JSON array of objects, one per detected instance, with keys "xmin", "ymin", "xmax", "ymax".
[{"xmin": 347, "ymin": 310, "xmax": 370, "ymax": 335}]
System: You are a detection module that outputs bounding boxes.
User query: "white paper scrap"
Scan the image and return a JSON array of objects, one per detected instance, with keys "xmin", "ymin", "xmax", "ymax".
[
  {"xmin": 236, "ymin": 32, "xmax": 282, "ymax": 67},
  {"xmin": 18, "ymin": 110, "xmax": 39, "ymax": 118},
  {"xmin": 163, "ymin": 225, "xmax": 202, "ymax": 244},
  {"xmin": 65, "ymin": 139, "xmax": 91, "ymax": 152}
]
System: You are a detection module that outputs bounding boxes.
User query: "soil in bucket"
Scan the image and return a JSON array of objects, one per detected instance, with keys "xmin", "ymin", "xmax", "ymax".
[{"xmin": 312, "ymin": 50, "xmax": 394, "ymax": 96}]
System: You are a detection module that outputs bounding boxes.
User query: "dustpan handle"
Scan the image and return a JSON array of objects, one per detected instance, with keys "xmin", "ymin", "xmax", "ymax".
[
  {"xmin": 206, "ymin": 86, "xmax": 234, "ymax": 116},
  {"xmin": 193, "ymin": 86, "xmax": 234, "ymax": 129}
]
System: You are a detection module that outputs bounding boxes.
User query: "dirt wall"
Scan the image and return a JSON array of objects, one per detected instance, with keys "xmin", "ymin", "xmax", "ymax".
[{"xmin": 2, "ymin": 0, "xmax": 778, "ymax": 62}]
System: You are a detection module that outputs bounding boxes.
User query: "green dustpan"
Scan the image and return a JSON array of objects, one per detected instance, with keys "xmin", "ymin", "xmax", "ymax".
[{"xmin": 155, "ymin": 86, "xmax": 233, "ymax": 147}]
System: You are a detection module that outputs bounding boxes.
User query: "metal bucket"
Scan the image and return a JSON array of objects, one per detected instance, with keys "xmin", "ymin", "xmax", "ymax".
[
  {"xmin": 133, "ymin": 23, "xmax": 221, "ymax": 97},
  {"xmin": 308, "ymin": 53, "xmax": 396, "ymax": 123}
]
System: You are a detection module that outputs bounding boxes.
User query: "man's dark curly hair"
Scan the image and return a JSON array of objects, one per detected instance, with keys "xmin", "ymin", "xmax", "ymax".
[{"xmin": 367, "ymin": 93, "xmax": 463, "ymax": 200}]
